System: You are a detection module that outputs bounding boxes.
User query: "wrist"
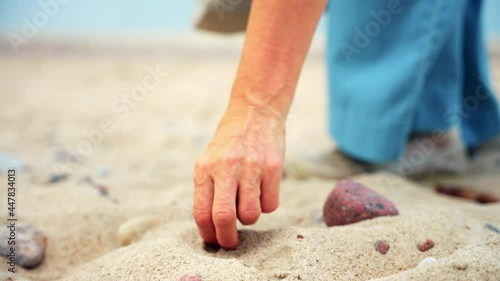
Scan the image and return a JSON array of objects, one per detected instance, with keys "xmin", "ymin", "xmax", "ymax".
[
  {"xmin": 228, "ymin": 82, "xmax": 294, "ymax": 122},
  {"xmin": 226, "ymin": 96, "xmax": 288, "ymax": 124}
]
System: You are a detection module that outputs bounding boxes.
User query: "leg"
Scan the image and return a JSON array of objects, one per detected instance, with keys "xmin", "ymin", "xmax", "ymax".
[
  {"xmin": 326, "ymin": 0, "xmax": 468, "ymax": 163},
  {"xmin": 459, "ymin": 0, "xmax": 500, "ymax": 148}
]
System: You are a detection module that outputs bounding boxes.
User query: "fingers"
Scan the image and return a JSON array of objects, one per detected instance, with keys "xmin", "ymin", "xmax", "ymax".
[
  {"xmin": 193, "ymin": 173, "xmax": 217, "ymax": 244},
  {"xmin": 237, "ymin": 177, "xmax": 262, "ymax": 225},
  {"xmin": 212, "ymin": 178, "xmax": 239, "ymax": 249},
  {"xmin": 260, "ymin": 158, "xmax": 283, "ymax": 213}
]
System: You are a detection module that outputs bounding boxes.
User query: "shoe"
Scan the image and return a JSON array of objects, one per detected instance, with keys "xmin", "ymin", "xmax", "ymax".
[
  {"xmin": 286, "ymin": 129, "xmax": 468, "ymax": 180},
  {"xmin": 375, "ymin": 129, "xmax": 467, "ymax": 177},
  {"xmin": 467, "ymin": 135, "xmax": 500, "ymax": 174},
  {"xmin": 193, "ymin": 0, "xmax": 251, "ymax": 33}
]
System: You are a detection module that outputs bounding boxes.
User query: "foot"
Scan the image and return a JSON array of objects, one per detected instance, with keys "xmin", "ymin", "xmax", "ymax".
[
  {"xmin": 286, "ymin": 129, "xmax": 468, "ymax": 180},
  {"xmin": 376, "ymin": 129, "xmax": 467, "ymax": 177},
  {"xmin": 466, "ymin": 135, "xmax": 500, "ymax": 174}
]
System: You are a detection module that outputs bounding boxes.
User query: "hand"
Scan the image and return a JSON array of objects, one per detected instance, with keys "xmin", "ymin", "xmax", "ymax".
[{"xmin": 193, "ymin": 106, "xmax": 285, "ymax": 249}]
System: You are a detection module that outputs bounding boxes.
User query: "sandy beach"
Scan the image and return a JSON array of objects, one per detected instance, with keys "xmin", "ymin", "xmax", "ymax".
[{"xmin": 0, "ymin": 35, "xmax": 499, "ymax": 280}]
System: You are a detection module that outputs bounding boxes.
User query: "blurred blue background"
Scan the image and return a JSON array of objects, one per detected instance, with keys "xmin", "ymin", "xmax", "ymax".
[
  {"xmin": 0, "ymin": 0, "xmax": 499, "ymax": 38},
  {"xmin": 0, "ymin": 1, "xmax": 197, "ymax": 35}
]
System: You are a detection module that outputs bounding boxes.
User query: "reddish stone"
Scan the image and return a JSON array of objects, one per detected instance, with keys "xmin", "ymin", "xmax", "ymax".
[
  {"xmin": 417, "ymin": 239, "xmax": 434, "ymax": 252},
  {"xmin": 179, "ymin": 274, "xmax": 202, "ymax": 281},
  {"xmin": 323, "ymin": 179, "xmax": 399, "ymax": 226},
  {"xmin": 374, "ymin": 241, "xmax": 390, "ymax": 254}
]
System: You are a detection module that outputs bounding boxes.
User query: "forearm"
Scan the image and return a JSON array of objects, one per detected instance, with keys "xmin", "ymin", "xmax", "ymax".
[{"xmin": 228, "ymin": 0, "xmax": 327, "ymax": 120}]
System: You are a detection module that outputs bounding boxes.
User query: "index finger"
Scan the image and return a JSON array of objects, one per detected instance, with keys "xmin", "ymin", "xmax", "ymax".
[{"xmin": 212, "ymin": 178, "xmax": 238, "ymax": 249}]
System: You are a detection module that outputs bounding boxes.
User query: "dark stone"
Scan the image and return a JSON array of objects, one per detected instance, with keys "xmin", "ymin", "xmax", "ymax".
[{"xmin": 0, "ymin": 223, "xmax": 47, "ymax": 268}]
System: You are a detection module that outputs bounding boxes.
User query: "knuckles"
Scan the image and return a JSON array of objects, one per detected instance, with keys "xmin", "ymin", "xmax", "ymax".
[
  {"xmin": 238, "ymin": 210, "xmax": 261, "ymax": 225},
  {"xmin": 196, "ymin": 154, "xmax": 266, "ymax": 178},
  {"xmin": 194, "ymin": 157, "xmax": 210, "ymax": 173},
  {"xmin": 261, "ymin": 199, "xmax": 279, "ymax": 213},
  {"xmin": 242, "ymin": 156, "xmax": 260, "ymax": 169},
  {"xmin": 196, "ymin": 150, "xmax": 283, "ymax": 175},
  {"xmin": 193, "ymin": 210, "xmax": 213, "ymax": 226},
  {"xmin": 213, "ymin": 208, "xmax": 236, "ymax": 227},
  {"xmin": 264, "ymin": 156, "xmax": 284, "ymax": 176}
]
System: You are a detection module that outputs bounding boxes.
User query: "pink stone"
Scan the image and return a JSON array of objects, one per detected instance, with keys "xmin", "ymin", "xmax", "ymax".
[
  {"xmin": 417, "ymin": 239, "xmax": 434, "ymax": 252},
  {"xmin": 179, "ymin": 274, "xmax": 203, "ymax": 281},
  {"xmin": 323, "ymin": 179, "xmax": 399, "ymax": 226},
  {"xmin": 374, "ymin": 241, "xmax": 390, "ymax": 254}
]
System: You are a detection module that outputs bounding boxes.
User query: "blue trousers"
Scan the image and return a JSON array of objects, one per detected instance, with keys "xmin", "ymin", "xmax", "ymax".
[{"xmin": 327, "ymin": 0, "xmax": 500, "ymax": 163}]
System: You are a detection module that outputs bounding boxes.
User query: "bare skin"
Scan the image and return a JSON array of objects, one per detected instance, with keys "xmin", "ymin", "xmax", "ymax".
[{"xmin": 193, "ymin": 0, "xmax": 328, "ymax": 249}]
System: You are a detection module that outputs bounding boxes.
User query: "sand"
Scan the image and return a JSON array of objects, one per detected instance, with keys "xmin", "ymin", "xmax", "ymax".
[{"xmin": 0, "ymin": 35, "xmax": 499, "ymax": 281}]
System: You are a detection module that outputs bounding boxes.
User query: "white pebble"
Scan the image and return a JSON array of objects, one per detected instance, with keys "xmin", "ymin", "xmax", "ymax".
[
  {"xmin": 417, "ymin": 257, "xmax": 437, "ymax": 268},
  {"xmin": 96, "ymin": 165, "xmax": 110, "ymax": 177},
  {"xmin": 117, "ymin": 215, "xmax": 161, "ymax": 246}
]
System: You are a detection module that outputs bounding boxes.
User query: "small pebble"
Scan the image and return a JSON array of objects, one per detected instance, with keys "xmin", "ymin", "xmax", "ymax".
[
  {"xmin": 297, "ymin": 234, "xmax": 304, "ymax": 239},
  {"xmin": 47, "ymin": 173, "xmax": 69, "ymax": 184},
  {"xmin": 323, "ymin": 179, "xmax": 399, "ymax": 226},
  {"xmin": 274, "ymin": 273, "xmax": 288, "ymax": 279},
  {"xmin": 96, "ymin": 165, "xmax": 110, "ymax": 177},
  {"xmin": 417, "ymin": 239, "xmax": 435, "ymax": 252},
  {"xmin": 81, "ymin": 177, "xmax": 119, "ymax": 203},
  {"xmin": 117, "ymin": 215, "xmax": 161, "ymax": 246},
  {"xmin": 417, "ymin": 257, "xmax": 437, "ymax": 268},
  {"xmin": 0, "ymin": 223, "xmax": 47, "ymax": 268},
  {"xmin": 374, "ymin": 240, "xmax": 390, "ymax": 254},
  {"xmin": 95, "ymin": 184, "xmax": 109, "ymax": 196},
  {"xmin": 315, "ymin": 215, "xmax": 323, "ymax": 223},
  {"xmin": 0, "ymin": 152, "xmax": 24, "ymax": 172},
  {"xmin": 485, "ymin": 223, "xmax": 500, "ymax": 234},
  {"xmin": 178, "ymin": 274, "xmax": 202, "ymax": 281}
]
